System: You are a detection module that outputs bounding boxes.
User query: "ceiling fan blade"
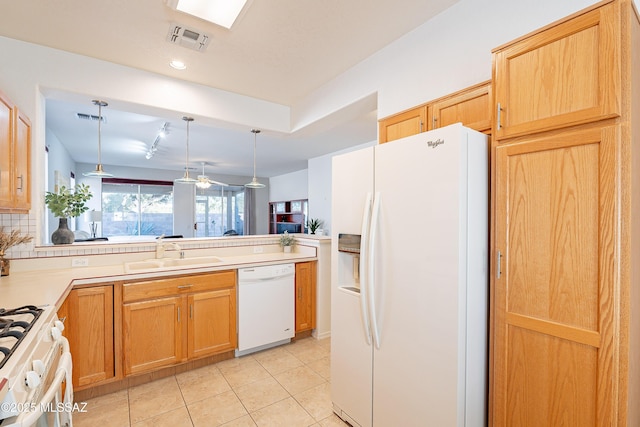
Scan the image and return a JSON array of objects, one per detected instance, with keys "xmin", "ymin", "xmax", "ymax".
[{"xmin": 207, "ymin": 178, "xmax": 229, "ymax": 187}]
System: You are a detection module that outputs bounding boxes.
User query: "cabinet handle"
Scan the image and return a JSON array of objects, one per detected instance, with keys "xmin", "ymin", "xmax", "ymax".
[
  {"xmin": 177, "ymin": 306, "xmax": 181, "ymax": 322},
  {"xmin": 177, "ymin": 284, "xmax": 193, "ymax": 289},
  {"xmin": 16, "ymin": 174, "xmax": 23, "ymax": 191},
  {"xmin": 497, "ymin": 102, "xmax": 503, "ymax": 130},
  {"xmin": 420, "ymin": 120, "xmax": 423, "ymax": 133},
  {"xmin": 496, "ymin": 250, "xmax": 502, "ymax": 279},
  {"xmin": 432, "ymin": 116, "xmax": 436, "ymax": 129}
]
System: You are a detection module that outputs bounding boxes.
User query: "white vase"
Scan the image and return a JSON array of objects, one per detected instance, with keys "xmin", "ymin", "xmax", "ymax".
[{"xmin": 283, "ymin": 246, "xmax": 292, "ymax": 253}]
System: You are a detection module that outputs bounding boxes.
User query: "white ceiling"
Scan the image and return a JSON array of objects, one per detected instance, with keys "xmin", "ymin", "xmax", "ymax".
[{"xmin": 0, "ymin": 0, "xmax": 459, "ymax": 178}]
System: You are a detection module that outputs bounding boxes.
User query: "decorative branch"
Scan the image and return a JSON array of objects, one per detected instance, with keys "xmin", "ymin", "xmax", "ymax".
[{"xmin": 0, "ymin": 227, "xmax": 34, "ymax": 257}]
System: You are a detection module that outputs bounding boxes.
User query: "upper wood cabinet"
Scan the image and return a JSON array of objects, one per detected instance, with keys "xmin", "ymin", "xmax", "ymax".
[
  {"xmin": 0, "ymin": 90, "xmax": 31, "ymax": 212},
  {"xmin": 492, "ymin": 2, "xmax": 620, "ymax": 140},
  {"xmin": 378, "ymin": 106, "xmax": 427, "ymax": 144},
  {"xmin": 378, "ymin": 81, "xmax": 492, "ymax": 143},
  {"xmin": 429, "ymin": 81, "xmax": 491, "ymax": 134}
]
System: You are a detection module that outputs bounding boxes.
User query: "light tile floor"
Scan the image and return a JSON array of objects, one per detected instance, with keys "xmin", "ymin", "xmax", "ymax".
[{"xmin": 73, "ymin": 337, "xmax": 348, "ymax": 427}]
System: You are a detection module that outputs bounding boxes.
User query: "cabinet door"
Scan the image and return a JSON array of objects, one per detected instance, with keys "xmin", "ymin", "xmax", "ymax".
[
  {"xmin": 123, "ymin": 296, "xmax": 183, "ymax": 375},
  {"xmin": 295, "ymin": 261, "xmax": 316, "ymax": 332},
  {"xmin": 492, "ymin": 126, "xmax": 618, "ymax": 426},
  {"xmin": 493, "ymin": 2, "xmax": 620, "ymax": 140},
  {"xmin": 60, "ymin": 285, "xmax": 114, "ymax": 388},
  {"xmin": 378, "ymin": 106, "xmax": 426, "ymax": 143},
  {"xmin": 187, "ymin": 289, "xmax": 237, "ymax": 359},
  {"xmin": 13, "ymin": 111, "xmax": 30, "ymax": 210},
  {"xmin": 0, "ymin": 94, "xmax": 12, "ymax": 207},
  {"xmin": 430, "ymin": 81, "xmax": 491, "ymax": 133}
]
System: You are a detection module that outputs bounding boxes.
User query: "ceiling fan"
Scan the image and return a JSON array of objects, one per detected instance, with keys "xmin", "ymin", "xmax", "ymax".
[{"xmin": 196, "ymin": 162, "xmax": 228, "ymax": 189}]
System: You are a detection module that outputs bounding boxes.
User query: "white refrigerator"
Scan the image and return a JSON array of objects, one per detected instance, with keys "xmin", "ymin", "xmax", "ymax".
[{"xmin": 330, "ymin": 123, "xmax": 488, "ymax": 427}]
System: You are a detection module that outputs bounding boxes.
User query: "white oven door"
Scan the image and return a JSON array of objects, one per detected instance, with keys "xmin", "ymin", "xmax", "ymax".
[{"xmin": 6, "ymin": 337, "xmax": 73, "ymax": 427}]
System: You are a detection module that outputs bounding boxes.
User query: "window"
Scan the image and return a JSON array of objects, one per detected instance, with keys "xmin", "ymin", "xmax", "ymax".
[
  {"xmin": 102, "ymin": 179, "xmax": 173, "ymax": 237},
  {"xmin": 195, "ymin": 185, "xmax": 245, "ymax": 236}
]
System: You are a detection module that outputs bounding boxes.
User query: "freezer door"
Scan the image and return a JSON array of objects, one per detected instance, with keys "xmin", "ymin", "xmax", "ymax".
[{"xmin": 331, "ymin": 146, "xmax": 374, "ymax": 427}]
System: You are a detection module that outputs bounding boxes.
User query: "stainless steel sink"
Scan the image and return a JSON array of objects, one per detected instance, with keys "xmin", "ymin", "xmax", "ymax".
[{"xmin": 124, "ymin": 256, "xmax": 224, "ymax": 272}]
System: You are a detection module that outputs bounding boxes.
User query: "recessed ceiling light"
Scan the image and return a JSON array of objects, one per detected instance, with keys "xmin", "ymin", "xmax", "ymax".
[
  {"xmin": 167, "ymin": 0, "xmax": 249, "ymax": 29},
  {"xmin": 170, "ymin": 60, "xmax": 187, "ymax": 70}
]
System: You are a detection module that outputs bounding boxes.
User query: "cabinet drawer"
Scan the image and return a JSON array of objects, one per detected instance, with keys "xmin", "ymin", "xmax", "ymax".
[{"xmin": 123, "ymin": 270, "xmax": 236, "ymax": 302}]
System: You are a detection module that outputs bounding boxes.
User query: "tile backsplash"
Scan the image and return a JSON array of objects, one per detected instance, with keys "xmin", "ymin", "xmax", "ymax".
[
  {"xmin": 1, "ymin": 212, "xmax": 282, "ymax": 260},
  {"xmin": 0, "ymin": 212, "xmax": 37, "ymax": 258}
]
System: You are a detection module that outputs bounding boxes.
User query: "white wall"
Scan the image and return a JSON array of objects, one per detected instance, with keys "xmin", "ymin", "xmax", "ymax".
[
  {"xmin": 292, "ymin": 0, "xmax": 599, "ymax": 126},
  {"xmin": 269, "ymin": 169, "xmax": 308, "ymax": 202},
  {"xmin": 0, "ymin": 0, "xmax": 612, "ymax": 249},
  {"xmin": 308, "ymin": 141, "xmax": 376, "ymax": 236}
]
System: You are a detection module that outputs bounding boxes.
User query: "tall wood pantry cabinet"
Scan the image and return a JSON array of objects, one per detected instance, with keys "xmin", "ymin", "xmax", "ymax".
[{"xmin": 489, "ymin": 1, "xmax": 640, "ymax": 425}]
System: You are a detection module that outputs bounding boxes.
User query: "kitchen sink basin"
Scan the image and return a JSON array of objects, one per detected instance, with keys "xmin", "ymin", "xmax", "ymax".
[
  {"xmin": 124, "ymin": 256, "xmax": 224, "ymax": 272},
  {"xmin": 162, "ymin": 256, "xmax": 223, "ymax": 267},
  {"xmin": 124, "ymin": 260, "xmax": 164, "ymax": 271}
]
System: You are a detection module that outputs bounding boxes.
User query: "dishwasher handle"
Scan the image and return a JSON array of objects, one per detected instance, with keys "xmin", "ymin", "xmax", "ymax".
[{"xmin": 256, "ymin": 273, "xmax": 294, "ymax": 281}]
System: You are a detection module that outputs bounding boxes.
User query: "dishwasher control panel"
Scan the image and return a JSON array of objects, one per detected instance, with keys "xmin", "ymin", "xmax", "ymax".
[{"xmin": 238, "ymin": 263, "xmax": 295, "ymax": 281}]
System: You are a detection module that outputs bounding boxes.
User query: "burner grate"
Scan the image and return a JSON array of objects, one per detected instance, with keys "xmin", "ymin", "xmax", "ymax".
[{"xmin": 0, "ymin": 305, "xmax": 43, "ymax": 370}]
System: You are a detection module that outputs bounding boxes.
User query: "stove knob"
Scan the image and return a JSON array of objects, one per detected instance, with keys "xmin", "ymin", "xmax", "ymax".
[
  {"xmin": 54, "ymin": 320, "xmax": 65, "ymax": 332},
  {"xmin": 32, "ymin": 359, "xmax": 46, "ymax": 376},
  {"xmin": 51, "ymin": 326, "xmax": 63, "ymax": 341},
  {"xmin": 25, "ymin": 370, "xmax": 41, "ymax": 389}
]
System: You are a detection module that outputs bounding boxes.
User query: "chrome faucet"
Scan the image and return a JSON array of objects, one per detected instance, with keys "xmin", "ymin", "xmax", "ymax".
[{"xmin": 156, "ymin": 235, "xmax": 181, "ymax": 259}]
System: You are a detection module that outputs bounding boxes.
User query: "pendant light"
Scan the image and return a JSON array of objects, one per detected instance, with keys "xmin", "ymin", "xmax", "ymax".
[
  {"xmin": 245, "ymin": 129, "xmax": 265, "ymax": 189},
  {"xmin": 175, "ymin": 116, "xmax": 197, "ymax": 184},
  {"xmin": 83, "ymin": 100, "xmax": 113, "ymax": 177},
  {"xmin": 196, "ymin": 162, "xmax": 228, "ymax": 189}
]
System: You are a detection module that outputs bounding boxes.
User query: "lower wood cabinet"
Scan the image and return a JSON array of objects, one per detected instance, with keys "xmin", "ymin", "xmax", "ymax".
[
  {"xmin": 58, "ymin": 284, "xmax": 115, "ymax": 389},
  {"xmin": 295, "ymin": 261, "xmax": 316, "ymax": 333},
  {"xmin": 122, "ymin": 271, "xmax": 236, "ymax": 376},
  {"xmin": 122, "ymin": 296, "xmax": 182, "ymax": 375},
  {"xmin": 188, "ymin": 289, "xmax": 236, "ymax": 359}
]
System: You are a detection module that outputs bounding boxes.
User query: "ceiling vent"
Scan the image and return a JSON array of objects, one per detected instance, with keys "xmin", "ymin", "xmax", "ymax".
[
  {"xmin": 76, "ymin": 113, "xmax": 105, "ymax": 123},
  {"xmin": 167, "ymin": 23, "xmax": 211, "ymax": 51}
]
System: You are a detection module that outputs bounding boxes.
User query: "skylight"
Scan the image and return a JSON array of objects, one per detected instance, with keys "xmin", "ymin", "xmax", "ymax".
[{"xmin": 169, "ymin": 0, "xmax": 248, "ymax": 29}]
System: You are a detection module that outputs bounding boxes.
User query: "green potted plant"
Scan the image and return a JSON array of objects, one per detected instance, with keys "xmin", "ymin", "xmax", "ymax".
[
  {"xmin": 306, "ymin": 218, "xmax": 323, "ymax": 235},
  {"xmin": 45, "ymin": 184, "xmax": 93, "ymax": 245},
  {"xmin": 0, "ymin": 227, "xmax": 33, "ymax": 276},
  {"xmin": 279, "ymin": 231, "xmax": 295, "ymax": 253}
]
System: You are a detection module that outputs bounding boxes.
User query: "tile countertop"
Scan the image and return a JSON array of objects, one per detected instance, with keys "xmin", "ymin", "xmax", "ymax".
[{"xmin": 0, "ymin": 251, "xmax": 317, "ymax": 311}]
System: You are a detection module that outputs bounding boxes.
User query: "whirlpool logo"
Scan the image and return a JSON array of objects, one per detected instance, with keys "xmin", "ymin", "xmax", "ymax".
[{"xmin": 427, "ymin": 138, "xmax": 444, "ymax": 148}]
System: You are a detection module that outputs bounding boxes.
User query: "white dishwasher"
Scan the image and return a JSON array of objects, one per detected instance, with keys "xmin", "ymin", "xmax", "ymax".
[{"xmin": 236, "ymin": 263, "xmax": 295, "ymax": 356}]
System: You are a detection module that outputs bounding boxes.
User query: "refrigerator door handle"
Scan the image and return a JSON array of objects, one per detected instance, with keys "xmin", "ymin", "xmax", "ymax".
[
  {"xmin": 359, "ymin": 192, "xmax": 373, "ymax": 345},
  {"xmin": 369, "ymin": 192, "xmax": 382, "ymax": 349}
]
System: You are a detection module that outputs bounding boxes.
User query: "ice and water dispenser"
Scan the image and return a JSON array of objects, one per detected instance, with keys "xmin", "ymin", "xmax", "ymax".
[{"xmin": 337, "ymin": 234, "xmax": 361, "ymax": 293}]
